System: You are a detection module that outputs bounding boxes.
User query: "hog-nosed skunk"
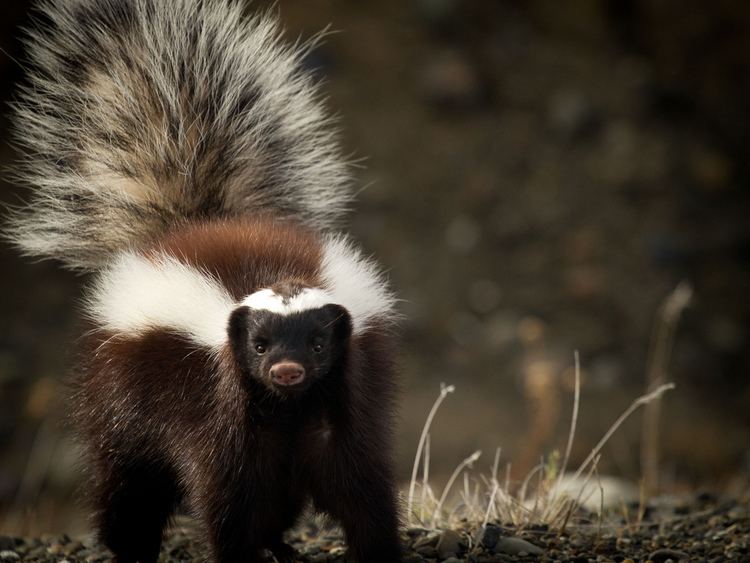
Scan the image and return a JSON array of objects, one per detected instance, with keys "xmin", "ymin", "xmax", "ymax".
[{"xmin": 5, "ymin": 1, "xmax": 402, "ymax": 561}]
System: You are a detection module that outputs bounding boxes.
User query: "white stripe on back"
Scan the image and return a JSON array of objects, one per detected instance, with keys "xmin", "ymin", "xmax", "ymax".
[{"xmin": 87, "ymin": 238, "xmax": 396, "ymax": 347}]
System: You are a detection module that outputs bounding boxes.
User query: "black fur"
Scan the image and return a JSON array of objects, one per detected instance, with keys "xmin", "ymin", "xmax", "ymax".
[
  {"xmin": 76, "ymin": 301, "xmax": 402, "ymax": 562},
  {"xmin": 229, "ymin": 304, "xmax": 353, "ymax": 396}
]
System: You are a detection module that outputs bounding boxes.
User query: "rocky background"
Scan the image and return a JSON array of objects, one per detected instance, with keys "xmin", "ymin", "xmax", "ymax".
[{"xmin": 0, "ymin": 0, "xmax": 749, "ymax": 536}]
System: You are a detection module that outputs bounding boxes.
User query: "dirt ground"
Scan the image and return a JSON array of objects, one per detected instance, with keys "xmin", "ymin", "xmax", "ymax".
[{"xmin": 1, "ymin": 493, "xmax": 748, "ymax": 562}]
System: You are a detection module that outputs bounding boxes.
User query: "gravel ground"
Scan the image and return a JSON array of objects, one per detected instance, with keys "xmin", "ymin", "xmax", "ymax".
[{"xmin": 0, "ymin": 494, "xmax": 747, "ymax": 562}]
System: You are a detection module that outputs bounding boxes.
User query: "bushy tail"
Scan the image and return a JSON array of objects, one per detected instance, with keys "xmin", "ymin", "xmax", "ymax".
[{"xmin": 5, "ymin": 0, "xmax": 351, "ymax": 271}]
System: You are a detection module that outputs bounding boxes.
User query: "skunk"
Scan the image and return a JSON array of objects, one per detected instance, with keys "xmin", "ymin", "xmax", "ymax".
[{"xmin": 5, "ymin": 1, "xmax": 402, "ymax": 562}]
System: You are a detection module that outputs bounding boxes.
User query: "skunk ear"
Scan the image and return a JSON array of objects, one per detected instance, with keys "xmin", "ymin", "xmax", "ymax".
[
  {"xmin": 323, "ymin": 303, "xmax": 352, "ymax": 342},
  {"xmin": 228, "ymin": 306, "xmax": 251, "ymax": 362}
]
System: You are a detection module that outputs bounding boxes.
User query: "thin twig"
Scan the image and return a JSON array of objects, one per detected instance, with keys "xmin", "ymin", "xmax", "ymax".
[
  {"xmin": 572, "ymin": 383, "xmax": 676, "ymax": 483},
  {"xmin": 518, "ymin": 462, "xmax": 545, "ymax": 506},
  {"xmin": 595, "ymin": 465, "xmax": 604, "ymax": 545},
  {"xmin": 407, "ymin": 383, "xmax": 455, "ymax": 523},
  {"xmin": 433, "ymin": 450, "xmax": 482, "ymax": 523},
  {"xmin": 482, "ymin": 482, "xmax": 500, "ymax": 528},
  {"xmin": 642, "ymin": 282, "xmax": 692, "ymax": 495},
  {"xmin": 555, "ymin": 351, "xmax": 581, "ymax": 493},
  {"xmin": 419, "ymin": 433, "xmax": 431, "ymax": 521}
]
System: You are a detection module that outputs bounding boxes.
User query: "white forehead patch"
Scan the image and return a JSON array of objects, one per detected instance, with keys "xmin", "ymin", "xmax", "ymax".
[{"xmin": 241, "ymin": 288, "xmax": 334, "ymax": 315}]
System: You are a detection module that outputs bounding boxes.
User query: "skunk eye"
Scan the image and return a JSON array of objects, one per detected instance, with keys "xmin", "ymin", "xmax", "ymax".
[
  {"xmin": 311, "ymin": 339, "xmax": 324, "ymax": 354},
  {"xmin": 254, "ymin": 341, "xmax": 268, "ymax": 355}
]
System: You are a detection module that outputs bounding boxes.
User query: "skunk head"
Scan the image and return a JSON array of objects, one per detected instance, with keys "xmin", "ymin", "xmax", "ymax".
[{"xmin": 229, "ymin": 290, "xmax": 351, "ymax": 396}]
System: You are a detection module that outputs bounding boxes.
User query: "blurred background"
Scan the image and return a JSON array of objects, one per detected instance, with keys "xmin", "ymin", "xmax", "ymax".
[{"xmin": 1, "ymin": 0, "xmax": 749, "ymax": 535}]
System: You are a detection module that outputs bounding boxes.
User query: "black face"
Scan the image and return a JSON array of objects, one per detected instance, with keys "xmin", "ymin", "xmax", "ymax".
[{"xmin": 229, "ymin": 303, "xmax": 352, "ymax": 396}]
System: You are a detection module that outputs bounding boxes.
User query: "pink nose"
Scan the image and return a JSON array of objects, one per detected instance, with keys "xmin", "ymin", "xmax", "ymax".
[{"xmin": 270, "ymin": 362, "xmax": 305, "ymax": 386}]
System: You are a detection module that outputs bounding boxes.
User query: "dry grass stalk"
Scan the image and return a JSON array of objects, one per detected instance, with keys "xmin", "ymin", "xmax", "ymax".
[
  {"xmin": 408, "ymin": 353, "xmax": 676, "ymax": 531},
  {"xmin": 433, "ymin": 450, "xmax": 482, "ymax": 522},
  {"xmin": 419, "ymin": 433, "xmax": 431, "ymax": 522},
  {"xmin": 636, "ymin": 479, "xmax": 647, "ymax": 530},
  {"xmin": 556, "ymin": 351, "xmax": 581, "ymax": 492},
  {"xmin": 571, "ymin": 383, "xmax": 675, "ymax": 483},
  {"xmin": 481, "ymin": 448, "xmax": 502, "ymax": 527},
  {"xmin": 641, "ymin": 281, "xmax": 692, "ymax": 495},
  {"xmin": 571, "ymin": 455, "xmax": 601, "ymax": 516},
  {"xmin": 595, "ymin": 465, "xmax": 604, "ymax": 544},
  {"xmin": 407, "ymin": 382, "xmax": 455, "ymax": 523}
]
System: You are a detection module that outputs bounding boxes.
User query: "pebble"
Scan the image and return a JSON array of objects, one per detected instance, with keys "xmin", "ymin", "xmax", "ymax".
[
  {"xmin": 63, "ymin": 541, "xmax": 84, "ymax": 556},
  {"xmin": 406, "ymin": 527, "xmax": 430, "ymax": 538},
  {"xmin": 649, "ymin": 548, "xmax": 690, "ymax": 562},
  {"xmin": 493, "ymin": 536, "xmax": 544, "ymax": 556},
  {"xmin": 413, "ymin": 531, "xmax": 440, "ymax": 549},
  {"xmin": 478, "ymin": 524, "xmax": 502, "ymax": 548},
  {"xmin": 728, "ymin": 505, "xmax": 748, "ymax": 519},
  {"xmin": 26, "ymin": 547, "xmax": 47, "ymax": 559},
  {"xmin": 436, "ymin": 529, "xmax": 463, "ymax": 558},
  {"xmin": 415, "ymin": 544, "xmax": 437, "ymax": 557}
]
